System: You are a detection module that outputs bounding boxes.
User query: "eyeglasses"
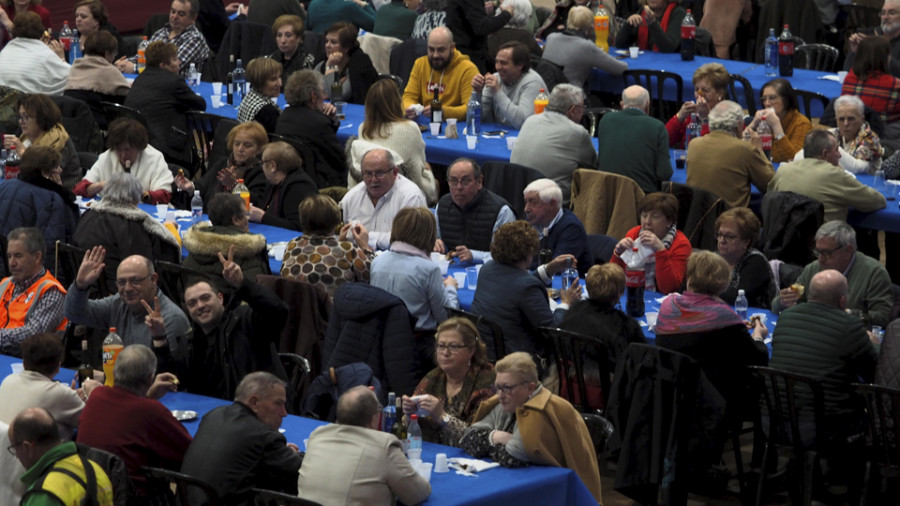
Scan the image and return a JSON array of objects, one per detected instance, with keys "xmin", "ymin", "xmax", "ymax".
[
  {"xmin": 261, "ymin": 159, "xmax": 275, "ymax": 168},
  {"xmin": 116, "ymin": 275, "xmax": 151, "ymax": 288},
  {"xmin": 362, "ymin": 170, "xmax": 391, "ymax": 180},
  {"xmin": 17, "ymin": 114, "xmax": 31, "ymax": 123},
  {"xmin": 436, "ymin": 342, "xmax": 469, "ymax": 353},
  {"xmin": 715, "ymin": 232, "xmax": 740, "ymax": 242},
  {"xmin": 813, "ymin": 245, "xmax": 844, "ymax": 258},
  {"xmin": 7, "ymin": 442, "xmax": 23, "ymax": 456},
  {"xmin": 448, "ymin": 177, "xmax": 476, "ymax": 187},
  {"xmin": 761, "ymin": 95, "xmax": 781, "ymax": 103},
  {"xmin": 492, "ymin": 381, "xmax": 527, "ymax": 395}
]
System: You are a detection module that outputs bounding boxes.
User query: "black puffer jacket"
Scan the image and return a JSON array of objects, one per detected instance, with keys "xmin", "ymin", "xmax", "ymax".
[{"xmin": 322, "ymin": 282, "xmax": 420, "ymax": 396}]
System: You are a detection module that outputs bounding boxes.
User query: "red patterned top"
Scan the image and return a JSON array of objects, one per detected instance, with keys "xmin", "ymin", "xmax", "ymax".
[{"xmin": 842, "ymin": 70, "xmax": 900, "ymax": 124}]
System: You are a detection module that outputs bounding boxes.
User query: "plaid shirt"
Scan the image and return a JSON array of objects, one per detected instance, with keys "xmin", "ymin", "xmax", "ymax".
[
  {"xmin": 0, "ymin": 269, "xmax": 66, "ymax": 355},
  {"xmin": 130, "ymin": 23, "xmax": 210, "ymax": 78},
  {"xmin": 842, "ymin": 70, "xmax": 900, "ymax": 124}
]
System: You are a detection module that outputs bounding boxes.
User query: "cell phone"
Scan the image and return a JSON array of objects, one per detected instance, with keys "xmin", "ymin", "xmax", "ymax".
[{"xmin": 484, "ymin": 130, "xmax": 507, "ymax": 136}]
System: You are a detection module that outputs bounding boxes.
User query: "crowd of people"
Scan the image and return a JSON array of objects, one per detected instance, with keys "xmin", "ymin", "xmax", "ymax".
[{"xmin": 0, "ymin": 0, "xmax": 898, "ymax": 504}]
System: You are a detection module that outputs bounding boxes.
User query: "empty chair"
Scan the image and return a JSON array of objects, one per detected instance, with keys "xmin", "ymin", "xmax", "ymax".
[
  {"xmin": 540, "ymin": 327, "xmax": 611, "ymax": 413},
  {"xmin": 376, "ymin": 73, "xmax": 404, "ymax": 90},
  {"xmin": 794, "ymin": 89, "xmax": 829, "ymax": 122},
  {"xmin": 98, "ymin": 101, "xmax": 148, "ymax": 129},
  {"xmin": 795, "ymin": 43, "xmax": 839, "ymax": 72},
  {"xmin": 853, "ymin": 382, "xmax": 900, "ymax": 504}
]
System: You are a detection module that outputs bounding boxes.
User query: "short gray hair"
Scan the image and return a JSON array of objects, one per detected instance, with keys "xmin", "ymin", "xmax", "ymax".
[
  {"xmin": 708, "ymin": 100, "xmax": 744, "ymax": 132},
  {"xmin": 336, "ymin": 385, "xmax": 380, "ymax": 427},
  {"xmin": 284, "ymin": 69, "xmax": 323, "ymax": 107},
  {"xmin": 834, "ymin": 95, "xmax": 865, "ymax": 116},
  {"xmin": 361, "ymin": 148, "xmax": 396, "ymax": 170},
  {"xmin": 114, "ymin": 345, "xmax": 157, "ymax": 394},
  {"xmin": 101, "ymin": 172, "xmax": 143, "ymax": 206},
  {"xmin": 803, "ymin": 129, "xmax": 836, "ymax": 159},
  {"xmin": 523, "ymin": 178, "xmax": 562, "ymax": 206},
  {"xmin": 235, "ymin": 371, "xmax": 286, "ymax": 403},
  {"xmin": 501, "ymin": 0, "xmax": 532, "ymax": 28},
  {"xmin": 815, "ymin": 220, "xmax": 857, "ymax": 250},
  {"xmin": 546, "ymin": 84, "xmax": 583, "ymax": 114},
  {"xmin": 622, "ymin": 86, "xmax": 649, "ymax": 109},
  {"xmin": 7, "ymin": 227, "xmax": 45, "ymax": 257}
]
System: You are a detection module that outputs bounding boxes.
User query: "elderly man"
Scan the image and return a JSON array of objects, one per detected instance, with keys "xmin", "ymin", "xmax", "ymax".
[
  {"xmin": 597, "ymin": 85, "xmax": 672, "ymax": 194},
  {"xmin": 0, "ymin": 334, "xmax": 83, "ymax": 440},
  {"xmin": 65, "ymin": 247, "xmax": 191, "ymax": 356},
  {"xmin": 178, "ymin": 248, "xmax": 288, "ymax": 400},
  {"xmin": 524, "ymin": 178, "xmax": 592, "ymax": 278},
  {"xmin": 298, "ymin": 385, "xmax": 431, "ymax": 505},
  {"xmin": 772, "ymin": 221, "xmax": 893, "ymax": 327},
  {"xmin": 845, "ymin": 0, "xmax": 900, "ymax": 78},
  {"xmin": 472, "ymin": 41, "xmax": 546, "ymax": 129},
  {"xmin": 511, "ymin": 84, "xmax": 597, "ymax": 203},
  {"xmin": 116, "ymin": 0, "xmax": 210, "ymax": 77},
  {"xmin": 434, "ymin": 158, "xmax": 515, "ymax": 263},
  {"xmin": 181, "ymin": 372, "xmax": 303, "ymax": 502},
  {"xmin": 77, "ymin": 345, "xmax": 189, "ymax": 499},
  {"xmin": 340, "ymin": 148, "xmax": 427, "ymax": 251},
  {"xmin": 770, "ymin": 130, "xmax": 886, "ymax": 222},
  {"xmin": 10, "ymin": 408, "xmax": 114, "ymax": 506},
  {"xmin": 0, "ymin": 12, "xmax": 70, "ymax": 95},
  {"xmin": 403, "ymin": 27, "xmax": 479, "ymax": 121},
  {"xmin": 686, "ymin": 100, "xmax": 774, "ymax": 208},
  {"xmin": 0, "ymin": 228, "xmax": 67, "ymax": 355}
]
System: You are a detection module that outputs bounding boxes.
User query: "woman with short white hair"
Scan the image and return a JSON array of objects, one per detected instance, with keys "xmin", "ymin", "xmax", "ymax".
[{"xmin": 794, "ymin": 95, "xmax": 882, "ymax": 174}]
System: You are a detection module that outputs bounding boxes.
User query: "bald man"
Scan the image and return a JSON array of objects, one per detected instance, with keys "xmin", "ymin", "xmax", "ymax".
[
  {"xmin": 596, "ymin": 85, "xmax": 672, "ymax": 193},
  {"xmin": 402, "ymin": 27, "xmax": 479, "ymax": 122}
]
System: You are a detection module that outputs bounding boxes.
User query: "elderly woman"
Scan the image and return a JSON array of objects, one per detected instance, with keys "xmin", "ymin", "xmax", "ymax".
[
  {"xmin": 74, "ymin": 172, "xmax": 181, "ymax": 294},
  {"xmin": 795, "ymin": 95, "xmax": 882, "ymax": 174},
  {"xmin": 611, "ymin": 193, "xmax": 691, "ymax": 294},
  {"xmin": 355, "ymin": 79, "xmax": 436, "ymax": 203},
  {"xmin": 400, "ymin": 317, "xmax": 495, "ymax": 446},
  {"xmin": 655, "ymin": 251, "xmax": 768, "ymax": 426},
  {"xmin": 183, "ymin": 193, "xmax": 270, "ymax": 296},
  {"xmin": 281, "ymin": 194, "xmax": 372, "ymax": 298},
  {"xmin": 842, "ymin": 36, "xmax": 900, "ymax": 137},
  {"xmin": 747, "ymin": 78, "xmax": 812, "ymax": 163},
  {"xmin": 715, "ymin": 208, "xmax": 774, "ymax": 309},
  {"xmin": 614, "ymin": 0, "xmax": 686, "ymax": 53},
  {"xmin": 315, "ymin": 22, "xmax": 378, "ymax": 105},
  {"xmin": 0, "ymin": 0, "xmax": 50, "ymax": 31},
  {"xmin": 64, "ymin": 30, "xmax": 131, "ymax": 129},
  {"xmin": 73, "ymin": 0, "xmax": 121, "ymax": 56},
  {"xmin": 248, "ymin": 141, "xmax": 318, "ymax": 231},
  {"xmin": 0, "ymin": 13, "xmax": 68, "ymax": 96},
  {"xmin": 665, "ymin": 62, "xmax": 729, "ymax": 147},
  {"xmin": 0, "ymin": 146, "xmax": 78, "ymax": 270},
  {"xmin": 459, "ymin": 352, "xmax": 602, "ymax": 503},
  {"xmin": 486, "ymin": 0, "xmax": 542, "ymax": 66},
  {"xmin": 471, "ymin": 220, "xmax": 581, "ymax": 360},
  {"xmin": 176, "ymin": 121, "xmax": 268, "ymax": 210},
  {"xmin": 410, "ymin": 0, "xmax": 446, "ymax": 39},
  {"xmin": 75, "ymin": 118, "xmax": 174, "ymax": 204},
  {"xmin": 275, "ymin": 69, "xmax": 347, "ymax": 189},
  {"xmin": 269, "ymin": 14, "xmax": 316, "ymax": 84},
  {"xmin": 542, "ymin": 6, "xmax": 628, "ymax": 89},
  {"xmin": 236, "ymin": 57, "xmax": 283, "ymax": 133},
  {"xmin": 2, "ymin": 94, "xmax": 80, "ymax": 190}
]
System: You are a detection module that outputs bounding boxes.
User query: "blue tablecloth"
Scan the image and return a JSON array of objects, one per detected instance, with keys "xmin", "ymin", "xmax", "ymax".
[{"xmin": 0, "ymin": 354, "xmax": 596, "ymax": 506}]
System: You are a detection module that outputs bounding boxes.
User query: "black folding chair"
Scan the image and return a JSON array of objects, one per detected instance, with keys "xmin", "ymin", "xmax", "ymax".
[
  {"xmin": 540, "ymin": 327, "xmax": 611, "ymax": 414},
  {"xmin": 727, "ymin": 73, "xmax": 757, "ymax": 116},
  {"xmin": 622, "ymin": 69, "xmax": 684, "ymax": 121},
  {"xmin": 98, "ymin": 101, "xmax": 148, "ymax": 129},
  {"xmin": 184, "ymin": 111, "xmax": 228, "ymax": 179},
  {"xmin": 252, "ymin": 488, "xmax": 322, "ymax": 506},
  {"xmin": 853, "ymin": 382, "xmax": 900, "ymax": 505},
  {"xmin": 376, "ymin": 73, "xmax": 404, "ymax": 90},
  {"xmin": 794, "ymin": 89, "xmax": 829, "ymax": 122},
  {"xmin": 141, "ymin": 466, "xmax": 219, "ymax": 506},
  {"xmin": 280, "ymin": 352, "xmax": 312, "ymax": 415},
  {"xmin": 447, "ymin": 307, "xmax": 506, "ymax": 362},
  {"xmin": 795, "ymin": 43, "xmax": 840, "ymax": 72}
]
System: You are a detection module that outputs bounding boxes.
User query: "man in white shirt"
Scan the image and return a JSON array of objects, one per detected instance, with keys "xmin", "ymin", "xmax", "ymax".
[{"xmin": 341, "ymin": 148, "xmax": 426, "ymax": 250}]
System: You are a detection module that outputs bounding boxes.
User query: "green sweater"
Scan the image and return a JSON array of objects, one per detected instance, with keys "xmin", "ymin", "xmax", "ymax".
[
  {"xmin": 373, "ymin": 0, "xmax": 418, "ymax": 40},
  {"xmin": 596, "ymin": 108, "xmax": 672, "ymax": 194}
]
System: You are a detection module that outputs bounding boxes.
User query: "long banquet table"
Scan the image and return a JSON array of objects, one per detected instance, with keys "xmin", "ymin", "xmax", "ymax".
[{"xmin": 0, "ymin": 354, "xmax": 597, "ymax": 506}]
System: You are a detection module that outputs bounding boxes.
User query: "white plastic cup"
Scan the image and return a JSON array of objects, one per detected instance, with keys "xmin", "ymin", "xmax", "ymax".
[
  {"xmin": 430, "ymin": 122, "xmax": 441, "ymax": 136},
  {"xmin": 10, "ymin": 363, "xmax": 23, "ymax": 374},
  {"xmin": 434, "ymin": 453, "xmax": 449, "ymax": 473},
  {"xmin": 645, "ymin": 311, "xmax": 658, "ymax": 329},
  {"xmin": 506, "ymin": 136, "xmax": 517, "ymax": 150},
  {"xmin": 629, "ymin": 46, "xmax": 639, "ymax": 58},
  {"xmin": 466, "ymin": 135, "xmax": 477, "ymax": 150},
  {"xmin": 156, "ymin": 204, "xmax": 168, "ymax": 220},
  {"xmin": 303, "ymin": 438, "xmax": 309, "ymax": 451},
  {"xmin": 453, "ymin": 272, "xmax": 467, "ymax": 286},
  {"xmin": 466, "ymin": 266, "xmax": 478, "ymax": 290},
  {"xmin": 211, "ymin": 95, "xmax": 222, "ymax": 108},
  {"xmin": 408, "ymin": 451, "xmax": 422, "ymax": 462},
  {"xmin": 211, "ymin": 82, "xmax": 223, "ymax": 95},
  {"xmin": 416, "ymin": 462, "xmax": 433, "ymax": 482}
]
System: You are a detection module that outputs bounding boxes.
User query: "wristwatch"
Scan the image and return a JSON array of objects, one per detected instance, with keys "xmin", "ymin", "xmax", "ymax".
[
  {"xmin": 440, "ymin": 413, "xmax": 451, "ymax": 426},
  {"xmin": 774, "ymin": 133, "xmax": 785, "ymax": 141}
]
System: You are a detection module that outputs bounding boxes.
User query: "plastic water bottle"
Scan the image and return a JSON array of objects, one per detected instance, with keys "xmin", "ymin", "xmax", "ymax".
[
  {"xmin": 59, "ymin": 21, "xmax": 74, "ymax": 54},
  {"xmin": 101, "ymin": 327, "xmax": 124, "ymax": 387},
  {"xmin": 764, "ymin": 29, "xmax": 778, "ymax": 77},
  {"xmin": 188, "ymin": 63, "xmax": 200, "ymax": 92},
  {"xmin": 190, "ymin": 190, "xmax": 203, "ymax": 225},
  {"xmin": 136, "ymin": 36, "xmax": 149, "ymax": 73},
  {"xmin": 778, "ymin": 24, "xmax": 794, "ymax": 77},
  {"xmin": 466, "ymin": 90, "xmax": 481, "ymax": 137},
  {"xmin": 684, "ymin": 113, "xmax": 701, "ymax": 148},
  {"xmin": 561, "ymin": 257, "xmax": 578, "ymax": 291},
  {"xmin": 382, "ymin": 392, "xmax": 397, "ymax": 432},
  {"xmin": 593, "ymin": 4, "xmax": 610, "ymax": 52},
  {"xmin": 69, "ymin": 30, "xmax": 81, "ymax": 62},
  {"xmin": 407, "ymin": 414, "xmax": 423, "ymax": 458},
  {"xmin": 233, "ymin": 59, "xmax": 247, "ymax": 105},
  {"xmin": 757, "ymin": 114, "xmax": 772, "ymax": 161},
  {"xmin": 680, "ymin": 9, "xmax": 696, "ymax": 61},
  {"xmin": 735, "ymin": 289, "xmax": 748, "ymax": 320}
]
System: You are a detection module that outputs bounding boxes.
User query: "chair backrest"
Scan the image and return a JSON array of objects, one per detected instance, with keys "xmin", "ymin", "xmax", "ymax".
[
  {"xmin": 141, "ymin": 466, "xmax": 219, "ymax": 506},
  {"xmin": 50, "ymin": 95, "xmax": 103, "ymax": 153},
  {"xmin": 99, "ymin": 101, "xmax": 148, "ymax": 129},
  {"xmin": 184, "ymin": 111, "xmax": 228, "ymax": 179},
  {"xmin": 622, "ymin": 69, "xmax": 684, "ymax": 121},
  {"xmin": 480, "ymin": 161, "xmax": 545, "ymax": 219},
  {"xmin": 208, "ymin": 117, "xmax": 239, "ymax": 170},
  {"xmin": 55, "ymin": 242, "xmax": 111, "ymax": 298},
  {"xmin": 795, "ymin": 43, "xmax": 839, "ymax": 72},
  {"xmin": 727, "ymin": 73, "xmax": 757, "ymax": 116},
  {"xmin": 389, "ymin": 38, "xmax": 427, "ymax": 93},
  {"xmin": 154, "ymin": 260, "xmax": 212, "ymax": 311},
  {"xmin": 447, "ymin": 307, "xmax": 506, "ymax": 362},
  {"xmin": 376, "ymin": 73, "xmax": 404, "ymax": 91},
  {"xmin": 279, "ymin": 352, "xmax": 312, "ymax": 415},
  {"xmin": 853, "ymin": 382, "xmax": 900, "ymax": 473},
  {"xmin": 359, "ymin": 33, "xmax": 403, "ymax": 75},
  {"xmin": 661, "ymin": 181, "xmax": 728, "ymax": 252},
  {"xmin": 760, "ymin": 190, "xmax": 824, "ymax": 266},
  {"xmin": 569, "ymin": 169, "xmax": 644, "ymax": 239},
  {"xmin": 540, "ymin": 327, "xmax": 611, "ymax": 413},
  {"xmin": 76, "ymin": 443, "xmax": 134, "ymax": 506},
  {"xmin": 143, "ymin": 14, "xmax": 168, "ymax": 37},
  {"xmin": 582, "ymin": 107, "xmax": 616, "ymax": 138},
  {"xmin": 533, "ymin": 57, "xmax": 567, "ymax": 93},
  {"xmin": 794, "ymin": 89, "xmax": 829, "ymax": 121},
  {"xmin": 253, "ymin": 488, "xmax": 323, "ymax": 506},
  {"xmin": 748, "ymin": 366, "xmax": 826, "ymax": 450}
]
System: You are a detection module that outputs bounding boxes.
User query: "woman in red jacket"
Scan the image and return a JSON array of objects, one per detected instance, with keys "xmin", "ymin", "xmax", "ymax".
[{"xmin": 665, "ymin": 62, "xmax": 729, "ymax": 148}]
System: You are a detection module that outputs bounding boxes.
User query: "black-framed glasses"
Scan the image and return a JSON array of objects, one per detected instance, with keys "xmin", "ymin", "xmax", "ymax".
[
  {"xmin": 436, "ymin": 343, "xmax": 469, "ymax": 353},
  {"xmin": 7, "ymin": 441, "xmax": 23, "ymax": 456},
  {"xmin": 362, "ymin": 169, "xmax": 391, "ymax": 180},
  {"xmin": 16, "ymin": 114, "xmax": 31, "ymax": 123},
  {"xmin": 715, "ymin": 232, "xmax": 740, "ymax": 242},
  {"xmin": 492, "ymin": 381, "xmax": 527, "ymax": 395},
  {"xmin": 448, "ymin": 177, "xmax": 476, "ymax": 188},
  {"xmin": 813, "ymin": 245, "xmax": 843, "ymax": 258},
  {"xmin": 115, "ymin": 275, "xmax": 151, "ymax": 288}
]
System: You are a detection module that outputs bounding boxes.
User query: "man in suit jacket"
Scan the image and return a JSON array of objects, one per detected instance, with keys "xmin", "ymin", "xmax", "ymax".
[
  {"xmin": 523, "ymin": 178, "xmax": 592, "ymax": 277},
  {"xmin": 298, "ymin": 385, "xmax": 431, "ymax": 505}
]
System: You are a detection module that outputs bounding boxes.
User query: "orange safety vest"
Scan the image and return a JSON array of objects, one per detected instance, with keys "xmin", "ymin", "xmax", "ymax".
[{"xmin": 0, "ymin": 270, "xmax": 68, "ymax": 331}]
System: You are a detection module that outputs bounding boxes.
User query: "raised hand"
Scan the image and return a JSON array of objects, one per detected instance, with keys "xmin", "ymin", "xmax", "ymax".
[
  {"xmin": 141, "ymin": 297, "xmax": 166, "ymax": 337},
  {"xmin": 76, "ymin": 246, "xmax": 106, "ymax": 290},
  {"xmin": 218, "ymin": 245, "xmax": 244, "ymax": 287}
]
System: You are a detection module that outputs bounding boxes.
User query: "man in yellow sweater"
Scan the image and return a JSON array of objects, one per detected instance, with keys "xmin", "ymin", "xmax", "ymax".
[{"xmin": 402, "ymin": 26, "xmax": 478, "ymax": 121}]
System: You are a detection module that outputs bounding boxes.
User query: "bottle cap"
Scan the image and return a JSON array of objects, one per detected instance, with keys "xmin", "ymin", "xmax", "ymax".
[
  {"xmin": 109, "ymin": 327, "xmax": 116, "ymax": 333},
  {"xmin": 411, "ymin": 414, "xmax": 418, "ymax": 421}
]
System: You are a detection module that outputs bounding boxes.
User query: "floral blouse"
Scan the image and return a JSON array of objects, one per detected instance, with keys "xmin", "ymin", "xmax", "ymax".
[{"xmin": 410, "ymin": 363, "xmax": 495, "ymax": 447}]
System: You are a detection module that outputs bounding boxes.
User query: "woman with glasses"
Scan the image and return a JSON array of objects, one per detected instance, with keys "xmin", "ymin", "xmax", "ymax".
[
  {"xmin": 355, "ymin": 79, "xmax": 436, "ymax": 204},
  {"xmin": 400, "ymin": 317, "xmax": 495, "ymax": 446},
  {"xmin": 715, "ymin": 207, "xmax": 774, "ymax": 308},
  {"xmin": 746, "ymin": 77, "xmax": 811, "ymax": 163},
  {"xmin": 459, "ymin": 351, "xmax": 602, "ymax": 503}
]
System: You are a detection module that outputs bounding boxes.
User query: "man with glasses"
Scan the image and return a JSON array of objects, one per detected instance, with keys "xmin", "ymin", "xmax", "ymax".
[
  {"xmin": 65, "ymin": 247, "xmax": 191, "ymax": 358},
  {"xmin": 845, "ymin": 0, "xmax": 900, "ymax": 78},
  {"xmin": 772, "ymin": 220, "xmax": 893, "ymax": 327},
  {"xmin": 340, "ymin": 147, "xmax": 426, "ymax": 250},
  {"xmin": 434, "ymin": 158, "xmax": 515, "ymax": 263}
]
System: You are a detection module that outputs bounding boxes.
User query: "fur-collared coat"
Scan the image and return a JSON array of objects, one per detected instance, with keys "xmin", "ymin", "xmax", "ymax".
[{"xmin": 182, "ymin": 223, "xmax": 271, "ymax": 296}]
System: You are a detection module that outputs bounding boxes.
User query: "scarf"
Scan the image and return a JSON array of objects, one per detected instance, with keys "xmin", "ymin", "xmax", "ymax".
[
  {"xmin": 636, "ymin": 3, "xmax": 676, "ymax": 52},
  {"xmin": 655, "ymin": 291, "xmax": 744, "ymax": 335},
  {"xmin": 834, "ymin": 122, "xmax": 882, "ymax": 162},
  {"xmin": 27, "ymin": 123, "xmax": 69, "ymax": 152},
  {"xmin": 643, "ymin": 224, "xmax": 677, "ymax": 291},
  {"xmin": 389, "ymin": 241, "xmax": 429, "ymax": 259},
  {"xmin": 65, "ymin": 55, "xmax": 131, "ymax": 96}
]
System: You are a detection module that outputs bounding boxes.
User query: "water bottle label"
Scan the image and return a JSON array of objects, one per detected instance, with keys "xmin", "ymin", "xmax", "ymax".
[
  {"xmin": 778, "ymin": 41, "xmax": 793, "ymax": 55},
  {"xmin": 681, "ymin": 26, "xmax": 695, "ymax": 39}
]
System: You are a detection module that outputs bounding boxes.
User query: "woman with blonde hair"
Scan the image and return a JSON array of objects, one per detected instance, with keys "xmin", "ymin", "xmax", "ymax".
[
  {"xmin": 666, "ymin": 62, "xmax": 730, "ymax": 147},
  {"xmin": 237, "ymin": 57, "xmax": 283, "ymax": 133}
]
